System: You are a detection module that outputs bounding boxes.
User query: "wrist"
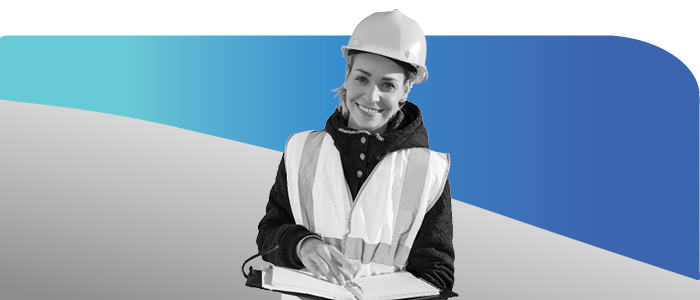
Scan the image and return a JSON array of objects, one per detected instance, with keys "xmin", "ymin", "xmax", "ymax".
[{"xmin": 296, "ymin": 235, "xmax": 321, "ymax": 260}]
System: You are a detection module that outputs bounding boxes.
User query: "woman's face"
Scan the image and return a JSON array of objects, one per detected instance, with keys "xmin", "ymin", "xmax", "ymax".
[{"xmin": 345, "ymin": 52, "xmax": 407, "ymax": 134}]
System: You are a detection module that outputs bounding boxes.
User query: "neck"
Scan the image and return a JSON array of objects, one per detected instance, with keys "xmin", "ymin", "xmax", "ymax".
[
  {"xmin": 348, "ymin": 122, "xmax": 389, "ymax": 134},
  {"xmin": 347, "ymin": 120, "xmax": 389, "ymax": 135}
]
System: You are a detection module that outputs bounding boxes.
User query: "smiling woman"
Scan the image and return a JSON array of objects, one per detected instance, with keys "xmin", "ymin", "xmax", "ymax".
[{"xmin": 255, "ymin": 9, "xmax": 455, "ymax": 300}]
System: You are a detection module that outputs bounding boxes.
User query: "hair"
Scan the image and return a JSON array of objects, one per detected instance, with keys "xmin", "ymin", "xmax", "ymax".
[{"xmin": 333, "ymin": 50, "xmax": 417, "ymax": 119}]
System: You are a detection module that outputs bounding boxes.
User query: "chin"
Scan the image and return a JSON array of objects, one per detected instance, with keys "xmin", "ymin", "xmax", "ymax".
[{"xmin": 349, "ymin": 108, "xmax": 390, "ymax": 132}]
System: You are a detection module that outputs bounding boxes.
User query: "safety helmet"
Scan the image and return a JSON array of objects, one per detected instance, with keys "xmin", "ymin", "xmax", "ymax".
[{"xmin": 341, "ymin": 9, "xmax": 428, "ymax": 84}]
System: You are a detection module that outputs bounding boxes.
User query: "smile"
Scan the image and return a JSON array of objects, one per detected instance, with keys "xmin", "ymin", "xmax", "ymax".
[{"xmin": 356, "ymin": 102, "xmax": 383, "ymax": 114}]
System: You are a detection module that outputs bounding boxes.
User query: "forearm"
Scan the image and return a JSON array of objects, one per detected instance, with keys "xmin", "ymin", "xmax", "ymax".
[
  {"xmin": 257, "ymin": 222, "xmax": 314, "ymax": 268},
  {"xmin": 256, "ymin": 156, "xmax": 317, "ymax": 269}
]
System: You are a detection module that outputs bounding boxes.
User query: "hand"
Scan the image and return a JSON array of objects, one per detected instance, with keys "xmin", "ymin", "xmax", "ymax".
[{"xmin": 298, "ymin": 237, "xmax": 357, "ymax": 286}]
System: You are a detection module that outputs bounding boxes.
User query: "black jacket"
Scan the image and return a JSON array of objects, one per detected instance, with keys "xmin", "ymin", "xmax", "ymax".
[{"xmin": 256, "ymin": 102, "xmax": 455, "ymax": 290}]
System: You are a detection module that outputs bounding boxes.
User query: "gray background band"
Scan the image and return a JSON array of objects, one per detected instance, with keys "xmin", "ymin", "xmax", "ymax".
[{"xmin": 0, "ymin": 100, "xmax": 698, "ymax": 300}]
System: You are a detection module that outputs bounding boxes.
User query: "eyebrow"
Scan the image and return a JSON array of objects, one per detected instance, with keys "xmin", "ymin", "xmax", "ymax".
[{"xmin": 355, "ymin": 69, "xmax": 400, "ymax": 82}]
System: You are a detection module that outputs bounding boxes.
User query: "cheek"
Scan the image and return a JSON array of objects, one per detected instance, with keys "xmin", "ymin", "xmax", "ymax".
[
  {"xmin": 345, "ymin": 85, "xmax": 362, "ymax": 101},
  {"xmin": 384, "ymin": 95, "xmax": 403, "ymax": 111}
]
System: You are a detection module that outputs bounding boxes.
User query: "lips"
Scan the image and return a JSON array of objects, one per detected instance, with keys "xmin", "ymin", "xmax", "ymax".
[{"xmin": 356, "ymin": 102, "xmax": 383, "ymax": 114}]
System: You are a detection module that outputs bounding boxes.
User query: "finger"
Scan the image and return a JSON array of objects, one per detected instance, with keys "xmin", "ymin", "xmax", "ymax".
[
  {"xmin": 311, "ymin": 255, "xmax": 337, "ymax": 284},
  {"xmin": 312, "ymin": 245, "xmax": 347, "ymax": 285},
  {"xmin": 303, "ymin": 251, "xmax": 329, "ymax": 281},
  {"xmin": 329, "ymin": 247, "xmax": 357, "ymax": 273},
  {"xmin": 327, "ymin": 275, "xmax": 338, "ymax": 285},
  {"xmin": 326, "ymin": 259, "xmax": 346, "ymax": 286},
  {"xmin": 302, "ymin": 257, "xmax": 322, "ymax": 279},
  {"xmin": 315, "ymin": 248, "xmax": 340, "ymax": 277},
  {"xmin": 339, "ymin": 266, "xmax": 354, "ymax": 280},
  {"xmin": 311, "ymin": 255, "xmax": 331, "ymax": 276},
  {"xmin": 326, "ymin": 248, "xmax": 355, "ymax": 285}
]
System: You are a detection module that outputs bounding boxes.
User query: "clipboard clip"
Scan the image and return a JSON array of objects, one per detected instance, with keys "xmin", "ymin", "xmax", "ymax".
[{"xmin": 241, "ymin": 245, "xmax": 279, "ymax": 279}]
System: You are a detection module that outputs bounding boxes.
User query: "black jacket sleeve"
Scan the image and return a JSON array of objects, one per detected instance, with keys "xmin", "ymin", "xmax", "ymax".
[
  {"xmin": 256, "ymin": 155, "xmax": 317, "ymax": 269},
  {"xmin": 405, "ymin": 179, "xmax": 455, "ymax": 291}
]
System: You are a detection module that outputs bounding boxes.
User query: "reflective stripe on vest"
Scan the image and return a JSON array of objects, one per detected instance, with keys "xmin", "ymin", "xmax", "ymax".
[{"xmin": 285, "ymin": 130, "xmax": 449, "ymax": 275}]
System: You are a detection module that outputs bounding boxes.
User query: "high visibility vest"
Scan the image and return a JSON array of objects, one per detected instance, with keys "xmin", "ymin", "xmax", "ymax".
[{"xmin": 285, "ymin": 130, "xmax": 450, "ymax": 278}]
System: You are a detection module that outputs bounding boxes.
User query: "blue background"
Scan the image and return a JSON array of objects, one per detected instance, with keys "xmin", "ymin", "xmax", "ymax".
[{"xmin": 0, "ymin": 36, "xmax": 697, "ymax": 279}]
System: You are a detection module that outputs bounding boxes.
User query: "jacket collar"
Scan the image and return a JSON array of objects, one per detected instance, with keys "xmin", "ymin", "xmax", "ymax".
[{"xmin": 324, "ymin": 101, "xmax": 430, "ymax": 156}]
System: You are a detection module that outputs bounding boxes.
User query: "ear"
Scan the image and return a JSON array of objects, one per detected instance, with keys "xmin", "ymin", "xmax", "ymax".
[
  {"xmin": 402, "ymin": 82, "xmax": 412, "ymax": 102},
  {"xmin": 403, "ymin": 79, "xmax": 414, "ymax": 94}
]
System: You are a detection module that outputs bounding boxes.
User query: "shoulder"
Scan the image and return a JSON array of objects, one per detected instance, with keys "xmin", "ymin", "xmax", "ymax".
[
  {"xmin": 397, "ymin": 148, "xmax": 449, "ymax": 165},
  {"xmin": 285, "ymin": 130, "xmax": 328, "ymax": 150},
  {"xmin": 284, "ymin": 130, "xmax": 335, "ymax": 165}
]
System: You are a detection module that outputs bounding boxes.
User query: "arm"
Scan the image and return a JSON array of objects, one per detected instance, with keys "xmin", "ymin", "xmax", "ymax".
[
  {"xmin": 405, "ymin": 179, "xmax": 455, "ymax": 291},
  {"xmin": 256, "ymin": 155, "xmax": 318, "ymax": 269},
  {"xmin": 257, "ymin": 155, "xmax": 355, "ymax": 285}
]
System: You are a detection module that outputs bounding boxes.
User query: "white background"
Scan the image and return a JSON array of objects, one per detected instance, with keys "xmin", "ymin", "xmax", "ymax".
[{"xmin": 0, "ymin": 0, "xmax": 698, "ymax": 81}]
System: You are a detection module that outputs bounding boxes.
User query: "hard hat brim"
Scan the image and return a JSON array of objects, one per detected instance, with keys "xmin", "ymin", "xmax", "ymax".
[{"xmin": 341, "ymin": 46, "xmax": 428, "ymax": 84}]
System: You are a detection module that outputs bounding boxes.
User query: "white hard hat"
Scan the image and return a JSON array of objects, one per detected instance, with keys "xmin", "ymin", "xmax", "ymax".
[{"xmin": 341, "ymin": 9, "xmax": 428, "ymax": 84}]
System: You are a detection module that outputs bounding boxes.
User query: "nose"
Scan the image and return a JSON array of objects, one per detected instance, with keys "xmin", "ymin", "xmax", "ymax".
[{"xmin": 365, "ymin": 84, "xmax": 381, "ymax": 103}]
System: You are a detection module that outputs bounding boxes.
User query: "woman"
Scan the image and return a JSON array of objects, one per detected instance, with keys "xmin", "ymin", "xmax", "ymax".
[{"xmin": 256, "ymin": 9, "xmax": 454, "ymax": 296}]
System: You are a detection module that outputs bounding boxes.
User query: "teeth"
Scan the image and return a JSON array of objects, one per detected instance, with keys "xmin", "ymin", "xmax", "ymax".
[{"xmin": 358, "ymin": 104, "xmax": 380, "ymax": 114}]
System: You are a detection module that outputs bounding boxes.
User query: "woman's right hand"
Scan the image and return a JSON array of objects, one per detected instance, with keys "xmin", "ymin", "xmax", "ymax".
[{"xmin": 298, "ymin": 237, "xmax": 357, "ymax": 286}]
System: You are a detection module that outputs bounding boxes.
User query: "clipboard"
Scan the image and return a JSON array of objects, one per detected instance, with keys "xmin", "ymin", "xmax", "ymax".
[
  {"xmin": 242, "ymin": 246, "xmax": 457, "ymax": 299},
  {"xmin": 245, "ymin": 267, "xmax": 459, "ymax": 300}
]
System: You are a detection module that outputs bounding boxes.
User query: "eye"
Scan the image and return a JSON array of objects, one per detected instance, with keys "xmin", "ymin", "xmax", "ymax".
[
  {"xmin": 382, "ymin": 82, "xmax": 397, "ymax": 90},
  {"xmin": 355, "ymin": 75, "xmax": 369, "ymax": 84}
]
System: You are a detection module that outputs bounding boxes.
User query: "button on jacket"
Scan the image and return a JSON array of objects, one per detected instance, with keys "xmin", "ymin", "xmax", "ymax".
[{"xmin": 256, "ymin": 101, "xmax": 455, "ymax": 290}]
